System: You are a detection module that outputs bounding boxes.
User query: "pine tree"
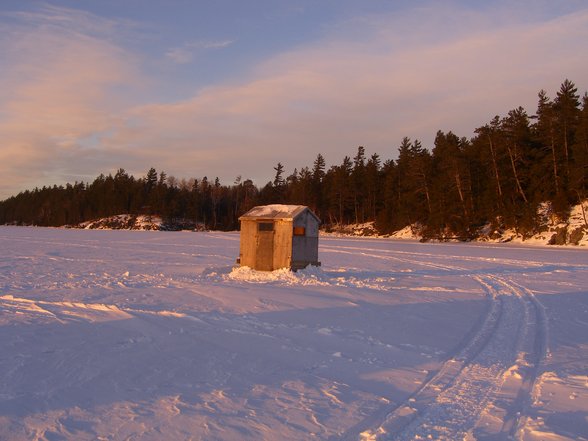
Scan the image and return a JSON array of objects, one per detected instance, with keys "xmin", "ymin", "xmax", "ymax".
[
  {"xmin": 501, "ymin": 107, "xmax": 530, "ymax": 205},
  {"xmin": 554, "ymin": 79, "xmax": 581, "ymax": 182},
  {"xmin": 312, "ymin": 154, "xmax": 326, "ymax": 182},
  {"xmin": 311, "ymin": 153, "xmax": 326, "ymax": 217},
  {"xmin": 272, "ymin": 162, "xmax": 286, "ymax": 202},
  {"xmin": 534, "ymin": 90, "xmax": 560, "ymax": 198},
  {"xmin": 145, "ymin": 168, "xmax": 158, "ymax": 193},
  {"xmin": 273, "ymin": 162, "xmax": 285, "ymax": 187},
  {"xmin": 571, "ymin": 93, "xmax": 588, "ymax": 200},
  {"xmin": 327, "ymin": 156, "xmax": 353, "ymax": 225},
  {"xmin": 430, "ymin": 131, "xmax": 473, "ymax": 237},
  {"xmin": 474, "ymin": 117, "xmax": 504, "ymax": 209},
  {"xmin": 366, "ymin": 153, "xmax": 382, "ymax": 221},
  {"xmin": 376, "ymin": 159, "xmax": 398, "ymax": 233},
  {"xmin": 352, "ymin": 146, "xmax": 367, "ymax": 223},
  {"xmin": 2, "ymin": 78, "xmax": 586, "ymax": 237},
  {"xmin": 396, "ymin": 137, "xmax": 432, "ymax": 228}
]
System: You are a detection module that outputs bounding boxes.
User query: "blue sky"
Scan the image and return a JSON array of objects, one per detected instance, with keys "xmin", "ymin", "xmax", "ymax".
[{"xmin": 1, "ymin": 1, "xmax": 587, "ymax": 199}]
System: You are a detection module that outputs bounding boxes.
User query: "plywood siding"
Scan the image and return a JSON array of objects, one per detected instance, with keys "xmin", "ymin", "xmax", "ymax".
[
  {"xmin": 291, "ymin": 210, "xmax": 320, "ymax": 268},
  {"xmin": 239, "ymin": 220, "xmax": 258, "ymax": 268},
  {"xmin": 292, "ymin": 236, "xmax": 319, "ymax": 263},
  {"xmin": 273, "ymin": 220, "xmax": 292, "ymax": 270},
  {"xmin": 255, "ymin": 230, "xmax": 274, "ymax": 271},
  {"xmin": 238, "ymin": 206, "xmax": 319, "ymax": 271},
  {"xmin": 293, "ymin": 210, "xmax": 319, "ymax": 237}
]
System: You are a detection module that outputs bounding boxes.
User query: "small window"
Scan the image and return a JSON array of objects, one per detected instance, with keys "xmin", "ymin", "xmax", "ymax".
[
  {"xmin": 258, "ymin": 222, "xmax": 274, "ymax": 232},
  {"xmin": 293, "ymin": 226, "xmax": 306, "ymax": 236}
]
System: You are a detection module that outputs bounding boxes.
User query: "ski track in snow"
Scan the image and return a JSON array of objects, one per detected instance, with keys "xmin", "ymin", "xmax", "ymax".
[
  {"xmin": 0, "ymin": 227, "xmax": 586, "ymax": 441},
  {"xmin": 366, "ymin": 275, "xmax": 547, "ymax": 441},
  {"xmin": 332, "ymin": 249, "xmax": 549, "ymax": 441}
]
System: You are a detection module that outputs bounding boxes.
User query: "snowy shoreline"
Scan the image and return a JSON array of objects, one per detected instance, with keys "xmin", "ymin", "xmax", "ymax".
[{"xmin": 3, "ymin": 200, "xmax": 587, "ymax": 247}]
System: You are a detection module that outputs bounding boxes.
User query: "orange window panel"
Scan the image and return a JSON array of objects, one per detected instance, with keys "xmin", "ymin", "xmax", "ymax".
[{"xmin": 293, "ymin": 226, "xmax": 306, "ymax": 236}]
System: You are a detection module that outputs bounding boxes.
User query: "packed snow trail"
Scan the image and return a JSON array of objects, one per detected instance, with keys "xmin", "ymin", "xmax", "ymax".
[
  {"xmin": 366, "ymin": 275, "xmax": 548, "ymax": 441},
  {"xmin": 333, "ymin": 249, "xmax": 548, "ymax": 441},
  {"xmin": 1, "ymin": 227, "xmax": 587, "ymax": 441}
]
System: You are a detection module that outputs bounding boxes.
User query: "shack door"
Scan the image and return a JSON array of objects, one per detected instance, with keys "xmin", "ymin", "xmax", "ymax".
[{"xmin": 256, "ymin": 222, "xmax": 274, "ymax": 270}]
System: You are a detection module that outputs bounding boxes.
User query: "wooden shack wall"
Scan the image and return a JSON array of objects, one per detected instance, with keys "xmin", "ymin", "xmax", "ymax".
[
  {"xmin": 239, "ymin": 207, "xmax": 319, "ymax": 271},
  {"xmin": 273, "ymin": 219, "xmax": 293, "ymax": 270},
  {"xmin": 238, "ymin": 220, "xmax": 258, "ymax": 268},
  {"xmin": 291, "ymin": 210, "xmax": 319, "ymax": 266}
]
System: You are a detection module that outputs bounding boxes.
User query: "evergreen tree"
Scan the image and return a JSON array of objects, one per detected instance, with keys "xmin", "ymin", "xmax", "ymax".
[
  {"xmin": 554, "ymin": 79, "xmax": 581, "ymax": 182},
  {"xmin": 327, "ymin": 156, "xmax": 353, "ymax": 224},
  {"xmin": 1, "ymin": 78, "xmax": 586, "ymax": 239},
  {"xmin": 430, "ymin": 131, "xmax": 473, "ymax": 237},
  {"xmin": 501, "ymin": 107, "xmax": 531, "ymax": 205},
  {"xmin": 534, "ymin": 90, "xmax": 561, "ymax": 200},
  {"xmin": 570, "ymin": 93, "xmax": 588, "ymax": 200},
  {"xmin": 366, "ymin": 153, "xmax": 382, "ymax": 221},
  {"xmin": 376, "ymin": 159, "xmax": 398, "ymax": 233},
  {"xmin": 351, "ymin": 146, "xmax": 367, "ymax": 223},
  {"xmin": 311, "ymin": 153, "xmax": 326, "ymax": 217},
  {"xmin": 395, "ymin": 137, "xmax": 433, "ymax": 228},
  {"xmin": 273, "ymin": 162, "xmax": 285, "ymax": 187},
  {"xmin": 474, "ymin": 117, "xmax": 504, "ymax": 214},
  {"xmin": 272, "ymin": 162, "xmax": 286, "ymax": 202},
  {"xmin": 145, "ymin": 167, "xmax": 158, "ymax": 193}
]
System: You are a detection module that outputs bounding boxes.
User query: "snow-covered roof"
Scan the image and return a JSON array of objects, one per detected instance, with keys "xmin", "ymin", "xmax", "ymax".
[{"xmin": 239, "ymin": 204, "xmax": 319, "ymax": 221}]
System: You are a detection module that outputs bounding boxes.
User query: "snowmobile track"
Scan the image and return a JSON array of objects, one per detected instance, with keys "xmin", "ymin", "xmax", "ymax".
[{"xmin": 344, "ymin": 272, "xmax": 547, "ymax": 441}]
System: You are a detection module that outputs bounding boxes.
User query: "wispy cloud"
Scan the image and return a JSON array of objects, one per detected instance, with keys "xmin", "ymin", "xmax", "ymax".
[
  {"xmin": 188, "ymin": 39, "xmax": 235, "ymax": 50},
  {"xmin": 3, "ymin": 3, "xmax": 139, "ymax": 40},
  {"xmin": 165, "ymin": 47, "xmax": 194, "ymax": 64},
  {"xmin": 165, "ymin": 39, "xmax": 235, "ymax": 64},
  {"xmin": 112, "ymin": 4, "xmax": 588, "ymax": 184},
  {"xmin": 1, "ymin": 2, "xmax": 587, "ymax": 199},
  {"xmin": 0, "ymin": 4, "xmax": 140, "ymax": 196}
]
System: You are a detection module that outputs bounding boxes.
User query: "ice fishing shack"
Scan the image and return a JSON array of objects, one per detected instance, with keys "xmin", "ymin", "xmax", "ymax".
[{"xmin": 237, "ymin": 205, "xmax": 321, "ymax": 271}]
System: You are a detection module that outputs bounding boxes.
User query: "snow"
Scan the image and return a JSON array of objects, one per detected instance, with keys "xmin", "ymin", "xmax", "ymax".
[
  {"xmin": 389, "ymin": 225, "xmax": 423, "ymax": 240},
  {"xmin": 476, "ymin": 200, "xmax": 588, "ymax": 246},
  {"xmin": 240, "ymin": 204, "xmax": 306, "ymax": 219},
  {"xmin": 324, "ymin": 222, "xmax": 382, "ymax": 237},
  {"xmin": 0, "ymin": 226, "xmax": 587, "ymax": 440},
  {"xmin": 328, "ymin": 201, "xmax": 587, "ymax": 245},
  {"xmin": 79, "ymin": 214, "xmax": 164, "ymax": 230},
  {"xmin": 77, "ymin": 214, "xmax": 205, "ymax": 231}
]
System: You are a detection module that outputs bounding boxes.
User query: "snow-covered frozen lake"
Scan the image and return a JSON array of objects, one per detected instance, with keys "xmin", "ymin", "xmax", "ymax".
[{"xmin": 1, "ymin": 226, "xmax": 587, "ymax": 440}]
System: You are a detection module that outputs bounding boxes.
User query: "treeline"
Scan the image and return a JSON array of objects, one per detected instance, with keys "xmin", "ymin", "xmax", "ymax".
[{"xmin": 1, "ymin": 80, "xmax": 587, "ymax": 238}]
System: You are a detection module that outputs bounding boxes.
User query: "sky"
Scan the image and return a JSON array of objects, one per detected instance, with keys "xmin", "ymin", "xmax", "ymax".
[{"xmin": 1, "ymin": 0, "xmax": 587, "ymax": 199}]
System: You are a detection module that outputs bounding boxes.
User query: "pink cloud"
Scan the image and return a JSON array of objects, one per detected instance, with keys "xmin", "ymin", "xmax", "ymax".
[
  {"xmin": 106, "ymin": 6, "xmax": 588, "ymax": 184},
  {"xmin": 1, "ymin": 3, "xmax": 587, "ymax": 199},
  {"xmin": 0, "ymin": 6, "xmax": 140, "ymax": 196}
]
